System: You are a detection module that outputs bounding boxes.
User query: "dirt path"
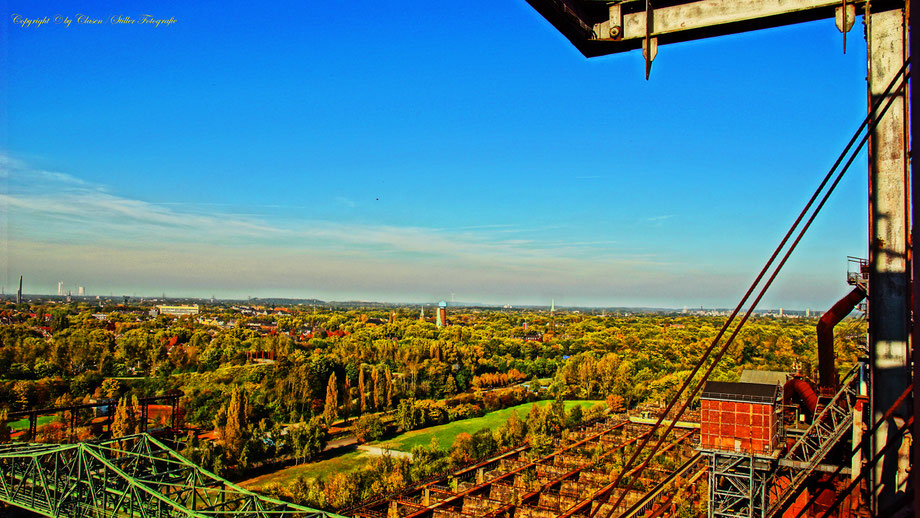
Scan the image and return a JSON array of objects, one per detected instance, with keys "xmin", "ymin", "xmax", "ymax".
[
  {"xmin": 324, "ymin": 435, "xmax": 357, "ymax": 451},
  {"xmin": 356, "ymin": 445, "xmax": 413, "ymax": 460}
]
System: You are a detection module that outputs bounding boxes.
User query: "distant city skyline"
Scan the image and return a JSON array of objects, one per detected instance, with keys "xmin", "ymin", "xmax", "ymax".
[
  {"xmin": 0, "ymin": 288, "xmax": 825, "ymax": 316},
  {"xmin": 0, "ymin": 283, "xmax": 832, "ymax": 315},
  {"xmin": 3, "ymin": 2, "xmax": 870, "ymax": 309}
]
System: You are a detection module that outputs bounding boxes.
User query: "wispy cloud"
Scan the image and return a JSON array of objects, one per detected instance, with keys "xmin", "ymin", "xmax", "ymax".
[
  {"xmin": 457, "ymin": 223, "xmax": 517, "ymax": 231},
  {"xmin": 3, "ymin": 155, "xmax": 689, "ymax": 302},
  {"xmin": 3, "ymin": 155, "xmax": 654, "ymax": 265},
  {"xmin": 334, "ymin": 196, "xmax": 356, "ymax": 208}
]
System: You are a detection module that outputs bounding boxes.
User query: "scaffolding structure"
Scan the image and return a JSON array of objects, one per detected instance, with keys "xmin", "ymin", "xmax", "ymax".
[{"xmin": 708, "ymin": 454, "xmax": 774, "ymax": 518}]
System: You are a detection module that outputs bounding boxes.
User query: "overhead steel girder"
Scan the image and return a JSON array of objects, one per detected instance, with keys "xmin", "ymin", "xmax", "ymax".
[
  {"xmin": 525, "ymin": 0, "xmax": 903, "ymax": 57},
  {"xmin": 0, "ymin": 433, "xmax": 345, "ymax": 518}
]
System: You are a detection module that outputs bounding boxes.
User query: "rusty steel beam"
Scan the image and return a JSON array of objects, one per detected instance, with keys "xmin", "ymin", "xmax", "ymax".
[
  {"xmin": 610, "ymin": 0, "xmax": 851, "ymax": 43},
  {"xmin": 867, "ymin": 5, "xmax": 912, "ymax": 515},
  {"xmin": 477, "ymin": 428, "xmax": 696, "ymax": 518},
  {"xmin": 394, "ymin": 500, "xmax": 427, "ymax": 509},
  {"xmin": 557, "ymin": 429, "xmax": 698, "ymax": 518},
  {"xmin": 448, "ymin": 444, "xmax": 529, "ymax": 480},
  {"xmin": 506, "ymin": 430, "xmax": 656, "ymax": 510},
  {"xmin": 532, "ymin": 427, "xmax": 692, "ymax": 517},
  {"xmin": 346, "ymin": 444, "xmax": 532, "ymax": 516},
  {"xmin": 399, "ymin": 420, "xmax": 630, "ymax": 518},
  {"xmin": 912, "ymin": 0, "xmax": 920, "ymax": 513},
  {"xmin": 369, "ymin": 421, "xmax": 694, "ymax": 518},
  {"xmin": 617, "ymin": 452, "xmax": 703, "ymax": 518},
  {"xmin": 525, "ymin": 0, "xmax": 897, "ymax": 57}
]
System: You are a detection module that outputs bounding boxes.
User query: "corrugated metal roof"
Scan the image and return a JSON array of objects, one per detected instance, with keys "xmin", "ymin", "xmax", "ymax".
[
  {"xmin": 701, "ymin": 381, "xmax": 780, "ymax": 404},
  {"xmin": 739, "ymin": 369, "xmax": 789, "ymax": 386}
]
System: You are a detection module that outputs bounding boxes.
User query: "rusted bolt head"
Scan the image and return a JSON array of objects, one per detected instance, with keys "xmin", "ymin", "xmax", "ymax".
[{"xmin": 609, "ymin": 25, "xmax": 621, "ymax": 38}]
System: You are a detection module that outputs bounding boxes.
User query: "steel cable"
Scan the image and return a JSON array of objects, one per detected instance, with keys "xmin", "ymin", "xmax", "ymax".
[
  {"xmin": 818, "ymin": 417, "xmax": 913, "ymax": 518},
  {"xmin": 590, "ymin": 58, "xmax": 911, "ymax": 518},
  {"xmin": 789, "ymin": 384, "xmax": 912, "ymax": 518}
]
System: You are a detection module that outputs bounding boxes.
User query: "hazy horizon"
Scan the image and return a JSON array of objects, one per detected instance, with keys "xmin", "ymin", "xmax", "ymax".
[{"xmin": 3, "ymin": 2, "xmax": 870, "ymax": 311}]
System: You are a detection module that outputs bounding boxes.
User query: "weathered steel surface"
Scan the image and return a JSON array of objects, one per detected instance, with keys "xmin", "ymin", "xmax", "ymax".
[
  {"xmin": 524, "ymin": 0, "xmax": 890, "ymax": 57},
  {"xmin": 618, "ymin": 0, "xmax": 850, "ymax": 41},
  {"xmin": 867, "ymin": 6, "xmax": 912, "ymax": 515},
  {"xmin": 354, "ymin": 419, "xmax": 699, "ymax": 518}
]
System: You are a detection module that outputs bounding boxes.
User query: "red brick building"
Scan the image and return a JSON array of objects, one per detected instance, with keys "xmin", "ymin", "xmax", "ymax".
[{"xmin": 700, "ymin": 381, "xmax": 782, "ymax": 455}]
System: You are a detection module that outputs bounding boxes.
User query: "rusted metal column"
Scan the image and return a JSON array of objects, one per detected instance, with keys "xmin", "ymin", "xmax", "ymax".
[
  {"xmin": 911, "ymin": 0, "xmax": 920, "ymax": 513},
  {"xmin": 867, "ymin": 6, "xmax": 911, "ymax": 515}
]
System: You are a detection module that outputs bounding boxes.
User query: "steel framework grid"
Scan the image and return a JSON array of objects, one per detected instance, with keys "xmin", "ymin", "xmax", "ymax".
[
  {"xmin": 0, "ymin": 433, "xmax": 343, "ymax": 518},
  {"xmin": 707, "ymin": 452, "xmax": 774, "ymax": 518}
]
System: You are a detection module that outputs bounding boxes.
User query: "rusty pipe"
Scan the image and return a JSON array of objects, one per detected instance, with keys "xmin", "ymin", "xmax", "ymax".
[
  {"xmin": 784, "ymin": 377, "xmax": 818, "ymax": 415},
  {"xmin": 816, "ymin": 287, "xmax": 865, "ymax": 391}
]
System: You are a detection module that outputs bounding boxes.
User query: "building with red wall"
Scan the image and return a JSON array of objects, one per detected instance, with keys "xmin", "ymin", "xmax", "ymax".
[{"xmin": 700, "ymin": 381, "xmax": 782, "ymax": 455}]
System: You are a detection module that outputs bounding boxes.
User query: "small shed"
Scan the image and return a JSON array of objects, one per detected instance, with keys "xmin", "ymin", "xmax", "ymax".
[{"xmin": 700, "ymin": 381, "xmax": 781, "ymax": 455}]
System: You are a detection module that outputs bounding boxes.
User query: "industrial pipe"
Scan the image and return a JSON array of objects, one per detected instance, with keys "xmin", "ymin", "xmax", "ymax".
[
  {"xmin": 784, "ymin": 377, "xmax": 818, "ymax": 415},
  {"xmin": 816, "ymin": 287, "xmax": 865, "ymax": 391}
]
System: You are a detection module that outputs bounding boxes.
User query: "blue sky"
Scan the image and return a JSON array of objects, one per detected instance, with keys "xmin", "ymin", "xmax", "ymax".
[{"xmin": 2, "ymin": 1, "xmax": 871, "ymax": 308}]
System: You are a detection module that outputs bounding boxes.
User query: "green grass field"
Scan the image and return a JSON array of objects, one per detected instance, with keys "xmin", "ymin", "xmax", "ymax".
[
  {"xmin": 373, "ymin": 399, "xmax": 603, "ymax": 453},
  {"xmin": 240, "ymin": 450, "xmax": 369, "ymax": 490},
  {"xmin": 239, "ymin": 399, "xmax": 604, "ymax": 490},
  {"xmin": 8, "ymin": 415, "xmax": 56, "ymax": 431}
]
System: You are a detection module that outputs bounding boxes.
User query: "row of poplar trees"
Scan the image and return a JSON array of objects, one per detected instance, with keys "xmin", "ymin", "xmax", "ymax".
[{"xmin": 323, "ymin": 365, "xmax": 393, "ymax": 424}]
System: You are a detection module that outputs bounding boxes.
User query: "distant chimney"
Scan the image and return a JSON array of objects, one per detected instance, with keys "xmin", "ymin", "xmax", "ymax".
[{"xmin": 17, "ymin": 276, "xmax": 22, "ymax": 304}]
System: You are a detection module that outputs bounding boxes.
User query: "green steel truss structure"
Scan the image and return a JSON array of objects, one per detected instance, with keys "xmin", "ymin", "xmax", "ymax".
[{"xmin": 0, "ymin": 433, "xmax": 344, "ymax": 518}]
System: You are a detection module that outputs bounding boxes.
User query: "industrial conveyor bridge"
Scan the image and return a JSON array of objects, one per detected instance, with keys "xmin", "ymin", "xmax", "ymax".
[{"xmin": 0, "ymin": 433, "xmax": 343, "ymax": 518}]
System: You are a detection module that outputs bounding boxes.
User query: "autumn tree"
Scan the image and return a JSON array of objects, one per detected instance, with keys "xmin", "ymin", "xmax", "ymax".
[
  {"xmin": 54, "ymin": 393, "xmax": 74, "ymax": 430},
  {"xmin": 371, "ymin": 367, "xmax": 381, "ymax": 411},
  {"xmin": 494, "ymin": 410, "xmax": 526, "ymax": 450},
  {"xmin": 385, "ymin": 366, "xmax": 393, "ymax": 408},
  {"xmin": 546, "ymin": 396, "xmax": 567, "ymax": 434},
  {"xmin": 12, "ymin": 380, "xmax": 35, "ymax": 411},
  {"xmin": 444, "ymin": 374, "xmax": 458, "ymax": 395},
  {"xmin": 290, "ymin": 417, "xmax": 328, "ymax": 464},
  {"xmin": 526, "ymin": 403, "xmax": 547, "ymax": 436},
  {"xmin": 528, "ymin": 432, "xmax": 554, "ymax": 459},
  {"xmin": 358, "ymin": 367, "xmax": 367, "ymax": 414},
  {"xmin": 101, "ymin": 378, "xmax": 121, "ymax": 398},
  {"xmin": 342, "ymin": 376, "xmax": 353, "ymax": 421},
  {"xmin": 450, "ymin": 433, "xmax": 476, "ymax": 464},
  {"xmin": 324, "ymin": 372, "xmax": 338, "ymax": 424},
  {"xmin": 219, "ymin": 388, "xmax": 249, "ymax": 461},
  {"xmin": 566, "ymin": 404, "xmax": 583, "ymax": 428},
  {"xmin": 111, "ymin": 396, "xmax": 138, "ymax": 438},
  {"xmin": 0, "ymin": 409, "xmax": 11, "ymax": 443},
  {"xmin": 324, "ymin": 471, "xmax": 360, "ymax": 509},
  {"xmin": 606, "ymin": 393, "xmax": 625, "ymax": 413},
  {"xmin": 353, "ymin": 414, "xmax": 384, "ymax": 443},
  {"xmin": 396, "ymin": 398, "xmax": 424, "ymax": 432},
  {"xmin": 130, "ymin": 396, "xmax": 143, "ymax": 432}
]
